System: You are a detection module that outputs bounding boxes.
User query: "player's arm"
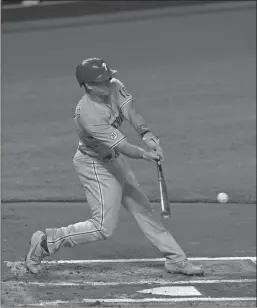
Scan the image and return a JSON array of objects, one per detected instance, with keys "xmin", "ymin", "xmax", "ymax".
[
  {"xmin": 80, "ymin": 115, "xmax": 159, "ymax": 162},
  {"xmin": 121, "ymin": 100, "xmax": 164, "ymax": 161},
  {"xmin": 115, "ymin": 139, "xmax": 159, "ymax": 161}
]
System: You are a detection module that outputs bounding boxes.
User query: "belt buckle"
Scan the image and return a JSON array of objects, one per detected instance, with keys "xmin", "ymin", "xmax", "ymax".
[
  {"xmin": 103, "ymin": 152, "xmax": 112, "ymax": 161},
  {"xmin": 103, "ymin": 150, "xmax": 119, "ymax": 161}
]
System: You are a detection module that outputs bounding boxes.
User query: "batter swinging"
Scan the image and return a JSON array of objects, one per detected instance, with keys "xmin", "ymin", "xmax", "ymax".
[{"xmin": 25, "ymin": 58, "xmax": 204, "ymax": 276}]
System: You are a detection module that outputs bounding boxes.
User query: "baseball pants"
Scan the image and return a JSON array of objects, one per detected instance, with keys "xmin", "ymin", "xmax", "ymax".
[{"xmin": 46, "ymin": 150, "xmax": 186, "ymax": 263}]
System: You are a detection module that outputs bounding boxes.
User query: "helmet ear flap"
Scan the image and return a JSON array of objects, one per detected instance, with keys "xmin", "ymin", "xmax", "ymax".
[{"xmin": 83, "ymin": 83, "xmax": 92, "ymax": 93}]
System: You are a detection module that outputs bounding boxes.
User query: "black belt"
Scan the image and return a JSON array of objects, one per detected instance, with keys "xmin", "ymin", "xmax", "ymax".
[{"xmin": 78, "ymin": 146, "xmax": 119, "ymax": 161}]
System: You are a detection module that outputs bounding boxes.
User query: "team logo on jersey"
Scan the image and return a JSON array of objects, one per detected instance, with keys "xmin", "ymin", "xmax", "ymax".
[
  {"xmin": 102, "ymin": 62, "xmax": 108, "ymax": 71},
  {"xmin": 110, "ymin": 132, "xmax": 118, "ymax": 140},
  {"xmin": 119, "ymin": 86, "xmax": 131, "ymax": 99}
]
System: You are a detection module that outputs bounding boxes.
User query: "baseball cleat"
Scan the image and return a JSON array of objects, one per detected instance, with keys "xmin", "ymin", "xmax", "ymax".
[
  {"xmin": 165, "ymin": 259, "xmax": 204, "ymax": 276},
  {"xmin": 25, "ymin": 230, "xmax": 49, "ymax": 274}
]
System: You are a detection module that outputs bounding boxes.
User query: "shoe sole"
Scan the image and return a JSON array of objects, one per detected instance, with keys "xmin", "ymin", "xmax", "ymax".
[{"xmin": 165, "ymin": 268, "xmax": 204, "ymax": 276}]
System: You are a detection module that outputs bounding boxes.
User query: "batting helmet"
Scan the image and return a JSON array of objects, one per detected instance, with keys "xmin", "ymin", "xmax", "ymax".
[{"xmin": 76, "ymin": 58, "xmax": 117, "ymax": 87}]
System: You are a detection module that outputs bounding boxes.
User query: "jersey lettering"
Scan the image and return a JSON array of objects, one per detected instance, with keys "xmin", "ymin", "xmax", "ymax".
[
  {"xmin": 74, "ymin": 104, "xmax": 82, "ymax": 119},
  {"xmin": 111, "ymin": 112, "xmax": 124, "ymax": 129}
]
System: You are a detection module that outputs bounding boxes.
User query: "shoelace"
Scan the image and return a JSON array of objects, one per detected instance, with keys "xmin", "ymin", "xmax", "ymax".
[{"xmin": 179, "ymin": 260, "xmax": 193, "ymax": 268}]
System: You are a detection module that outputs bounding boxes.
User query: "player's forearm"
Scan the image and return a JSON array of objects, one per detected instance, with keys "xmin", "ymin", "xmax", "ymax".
[
  {"xmin": 123, "ymin": 106, "xmax": 160, "ymax": 150},
  {"xmin": 115, "ymin": 139, "xmax": 145, "ymax": 159},
  {"xmin": 128, "ymin": 112, "xmax": 152, "ymax": 139}
]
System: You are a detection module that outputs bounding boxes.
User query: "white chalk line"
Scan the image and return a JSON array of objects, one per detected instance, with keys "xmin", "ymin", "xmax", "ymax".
[
  {"xmin": 11, "ymin": 278, "xmax": 256, "ymax": 287},
  {"xmin": 16, "ymin": 297, "xmax": 257, "ymax": 306},
  {"xmin": 4, "ymin": 256, "xmax": 257, "ymax": 266}
]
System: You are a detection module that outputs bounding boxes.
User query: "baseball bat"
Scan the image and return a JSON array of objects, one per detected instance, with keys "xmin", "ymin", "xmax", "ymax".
[{"xmin": 156, "ymin": 160, "xmax": 171, "ymax": 219}]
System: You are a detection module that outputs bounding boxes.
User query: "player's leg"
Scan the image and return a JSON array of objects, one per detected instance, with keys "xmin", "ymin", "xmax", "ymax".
[
  {"xmin": 122, "ymin": 184, "xmax": 186, "ymax": 262},
  {"xmin": 25, "ymin": 152, "xmax": 123, "ymax": 273},
  {"xmin": 120, "ymin": 157, "xmax": 204, "ymax": 275},
  {"xmin": 46, "ymin": 155, "xmax": 124, "ymax": 254}
]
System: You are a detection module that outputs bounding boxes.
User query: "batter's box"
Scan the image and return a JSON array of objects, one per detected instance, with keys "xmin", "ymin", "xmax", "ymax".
[
  {"xmin": 2, "ymin": 257, "xmax": 256, "ymax": 307},
  {"xmin": 4, "ymin": 258, "xmax": 255, "ymax": 282}
]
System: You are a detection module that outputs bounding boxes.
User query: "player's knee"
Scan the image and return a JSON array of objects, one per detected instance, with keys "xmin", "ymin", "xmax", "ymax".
[
  {"xmin": 100, "ymin": 226, "xmax": 115, "ymax": 239},
  {"xmin": 91, "ymin": 218, "xmax": 116, "ymax": 239}
]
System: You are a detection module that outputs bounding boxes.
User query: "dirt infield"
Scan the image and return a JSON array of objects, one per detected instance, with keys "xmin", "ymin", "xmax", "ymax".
[{"xmin": 2, "ymin": 258, "xmax": 256, "ymax": 307}]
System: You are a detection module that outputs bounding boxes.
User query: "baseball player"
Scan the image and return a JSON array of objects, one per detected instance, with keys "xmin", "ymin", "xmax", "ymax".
[{"xmin": 25, "ymin": 58, "xmax": 204, "ymax": 276}]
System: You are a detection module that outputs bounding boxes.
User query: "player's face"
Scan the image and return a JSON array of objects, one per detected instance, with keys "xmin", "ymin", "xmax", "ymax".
[{"xmin": 89, "ymin": 78, "xmax": 112, "ymax": 97}]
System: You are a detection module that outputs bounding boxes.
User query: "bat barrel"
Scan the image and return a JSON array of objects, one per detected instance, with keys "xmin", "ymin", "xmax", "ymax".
[{"xmin": 157, "ymin": 161, "xmax": 171, "ymax": 220}]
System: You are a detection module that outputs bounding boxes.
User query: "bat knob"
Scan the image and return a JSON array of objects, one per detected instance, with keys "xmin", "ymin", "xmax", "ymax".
[{"xmin": 161, "ymin": 213, "xmax": 170, "ymax": 220}]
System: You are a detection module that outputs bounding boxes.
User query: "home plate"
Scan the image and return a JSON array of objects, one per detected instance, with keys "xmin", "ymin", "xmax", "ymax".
[{"xmin": 137, "ymin": 286, "xmax": 202, "ymax": 296}]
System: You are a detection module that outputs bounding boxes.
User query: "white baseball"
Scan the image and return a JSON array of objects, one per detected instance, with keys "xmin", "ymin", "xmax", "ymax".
[{"xmin": 217, "ymin": 192, "xmax": 229, "ymax": 203}]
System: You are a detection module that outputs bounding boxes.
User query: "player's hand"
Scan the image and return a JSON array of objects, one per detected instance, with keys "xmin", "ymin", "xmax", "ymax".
[
  {"xmin": 142, "ymin": 150, "xmax": 160, "ymax": 162},
  {"xmin": 142, "ymin": 133, "xmax": 164, "ymax": 162},
  {"xmin": 154, "ymin": 146, "xmax": 164, "ymax": 162}
]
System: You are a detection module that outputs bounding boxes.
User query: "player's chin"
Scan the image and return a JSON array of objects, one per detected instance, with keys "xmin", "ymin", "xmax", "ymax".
[{"xmin": 102, "ymin": 90, "xmax": 112, "ymax": 96}]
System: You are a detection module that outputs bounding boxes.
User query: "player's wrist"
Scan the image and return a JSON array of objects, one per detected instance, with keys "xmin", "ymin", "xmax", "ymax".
[
  {"xmin": 136, "ymin": 124, "xmax": 151, "ymax": 138},
  {"xmin": 142, "ymin": 132, "xmax": 160, "ymax": 145},
  {"xmin": 142, "ymin": 131, "xmax": 153, "ymax": 140},
  {"xmin": 137, "ymin": 148, "xmax": 152, "ymax": 160},
  {"xmin": 139, "ymin": 148, "xmax": 147, "ymax": 159}
]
